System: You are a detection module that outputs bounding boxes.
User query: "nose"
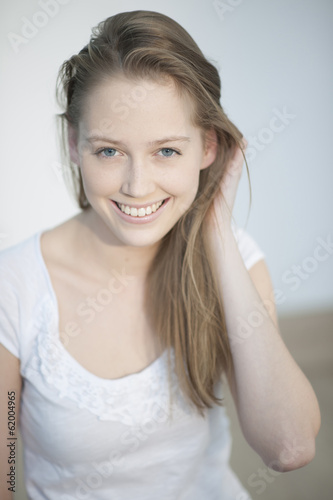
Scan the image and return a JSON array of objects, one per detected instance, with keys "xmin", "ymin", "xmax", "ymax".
[{"xmin": 120, "ymin": 156, "xmax": 156, "ymax": 199}]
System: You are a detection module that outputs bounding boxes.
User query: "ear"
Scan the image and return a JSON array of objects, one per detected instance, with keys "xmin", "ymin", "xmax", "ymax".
[
  {"xmin": 200, "ymin": 128, "xmax": 218, "ymax": 170},
  {"xmin": 67, "ymin": 124, "xmax": 80, "ymax": 165}
]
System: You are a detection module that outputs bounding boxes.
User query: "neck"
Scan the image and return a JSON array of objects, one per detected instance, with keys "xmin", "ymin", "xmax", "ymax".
[{"xmin": 73, "ymin": 207, "xmax": 161, "ymax": 283}]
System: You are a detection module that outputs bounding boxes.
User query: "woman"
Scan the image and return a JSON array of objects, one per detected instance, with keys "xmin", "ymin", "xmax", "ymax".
[{"xmin": 0, "ymin": 10, "xmax": 320, "ymax": 500}]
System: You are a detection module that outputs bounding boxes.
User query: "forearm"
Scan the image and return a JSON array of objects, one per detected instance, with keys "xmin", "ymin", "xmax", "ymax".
[{"xmin": 212, "ymin": 228, "xmax": 321, "ymax": 469}]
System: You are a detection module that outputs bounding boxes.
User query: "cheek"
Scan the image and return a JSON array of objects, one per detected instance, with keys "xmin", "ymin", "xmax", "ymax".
[
  {"xmin": 178, "ymin": 161, "xmax": 200, "ymax": 195},
  {"xmin": 80, "ymin": 162, "xmax": 120, "ymax": 196},
  {"xmin": 79, "ymin": 155, "xmax": 201, "ymax": 204},
  {"xmin": 164, "ymin": 167, "xmax": 200, "ymax": 215}
]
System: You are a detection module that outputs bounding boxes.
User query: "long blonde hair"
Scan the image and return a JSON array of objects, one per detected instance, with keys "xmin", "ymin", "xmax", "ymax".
[{"xmin": 56, "ymin": 10, "xmax": 251, "ymax": 417}]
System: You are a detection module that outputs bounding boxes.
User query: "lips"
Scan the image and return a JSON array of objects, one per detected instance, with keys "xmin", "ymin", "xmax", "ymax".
[{"xmin": 109, "ymin": 197, "xmax": 171, "ymax": 224}]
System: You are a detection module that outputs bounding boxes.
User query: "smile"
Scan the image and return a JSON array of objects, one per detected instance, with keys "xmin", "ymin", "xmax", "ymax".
[
  {"xmin": 115, "ymin": 200, "xmax": 165, "ymax": 217},
  {"xmin": 110, "ymin": 197, "xmax": 171, "ymax": 224}
]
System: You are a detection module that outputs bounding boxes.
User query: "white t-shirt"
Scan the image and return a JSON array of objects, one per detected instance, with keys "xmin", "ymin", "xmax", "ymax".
[{"xmin": 0, "ymin": 224, "xmax": 265, "ymax": 500}]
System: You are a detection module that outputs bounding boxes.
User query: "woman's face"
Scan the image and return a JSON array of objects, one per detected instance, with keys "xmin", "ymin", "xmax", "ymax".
[{"xmin": 69, "ymin": 74, "xmax": 217, "ymax": 248}]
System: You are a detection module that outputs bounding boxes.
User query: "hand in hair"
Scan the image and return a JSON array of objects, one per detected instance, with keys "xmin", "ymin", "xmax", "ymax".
[{"xmin": 204, "ymin": 137, "xmax": 248, "ymax": 243}]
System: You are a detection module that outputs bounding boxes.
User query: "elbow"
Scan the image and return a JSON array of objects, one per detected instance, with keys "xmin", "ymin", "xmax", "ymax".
[
  {"xmin": 244, "ymin": 402, "xmax": 321, "ymax": 472},
  {"xmin": 262, "ymin": 436, "xmax": 317, "ymax": 472},
  {"xmin": 262, "ymin": 404, "xmax": 321, "ymax": 472}
]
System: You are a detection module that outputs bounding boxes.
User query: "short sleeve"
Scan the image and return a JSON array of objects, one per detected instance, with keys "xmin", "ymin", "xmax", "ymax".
[
  {"xmin": 232, "ymin": 225, "xmax": 266, "ymax": 270},
  {"xmin": 0, "ymin": 232, "xmax": 45, "ymax": 361},
  {"xmin": 0, "ymin": 260, "xmax": 21, "ymax": 359}
]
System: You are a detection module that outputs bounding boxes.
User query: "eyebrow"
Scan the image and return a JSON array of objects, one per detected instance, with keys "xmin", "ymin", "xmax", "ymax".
[{"xmin": 86, "ymin": 135, "xmax": 191, "ymax": 146}]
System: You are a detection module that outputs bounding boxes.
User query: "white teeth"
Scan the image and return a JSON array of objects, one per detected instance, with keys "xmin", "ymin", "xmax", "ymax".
[{"xmin": 118, "ymin": 200, "xmax": 164, "ymax": 217}]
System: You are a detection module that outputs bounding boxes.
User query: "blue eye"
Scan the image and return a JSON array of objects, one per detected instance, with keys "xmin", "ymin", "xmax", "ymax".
[
  {"xmin": 100, "ymin": 148, "xmax": 117, "ymax": 157},
  {"xmin": 158, "ymin": 148, "xmax": 180, "ymax": 158}
]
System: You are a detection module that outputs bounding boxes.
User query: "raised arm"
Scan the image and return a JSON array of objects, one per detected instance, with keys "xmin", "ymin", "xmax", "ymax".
[
  {"xmin": 213, "ymin": 232, "xmax": 320, "ymax": 471},
  {"xmin": 203, "ymin": 139, "xmax": 321, "ymax": 471}
]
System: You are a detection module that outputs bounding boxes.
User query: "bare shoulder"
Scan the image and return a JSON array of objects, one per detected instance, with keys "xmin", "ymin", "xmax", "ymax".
[
  {"xmin": 39, "ymin": 210, "xmax": 107, "ymax": 306},
  {"xmin": 40, "ymin": 213, "xmax": 83, "ymax": 264}
]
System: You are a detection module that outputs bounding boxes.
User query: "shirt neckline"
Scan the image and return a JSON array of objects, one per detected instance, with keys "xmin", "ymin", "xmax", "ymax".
[{"xmin": 33, "ymin": 229, "xmax": 168, "ymax": 385}]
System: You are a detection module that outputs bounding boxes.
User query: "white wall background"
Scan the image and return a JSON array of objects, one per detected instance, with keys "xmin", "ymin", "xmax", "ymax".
[{"xmin": 1, "ymin": 0, "xmax": 332, "ymax": 316}]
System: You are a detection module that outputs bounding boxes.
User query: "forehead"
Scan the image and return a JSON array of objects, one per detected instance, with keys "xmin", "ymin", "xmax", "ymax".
[{"xmin": 79, "ymin": 74, "xmax": 198, "ymax": 141}]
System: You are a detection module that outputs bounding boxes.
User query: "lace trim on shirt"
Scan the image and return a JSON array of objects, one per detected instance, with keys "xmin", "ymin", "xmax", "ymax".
[{"xmin": 27, "ymin": 296, "xmax": 194, "ymax": 425}]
